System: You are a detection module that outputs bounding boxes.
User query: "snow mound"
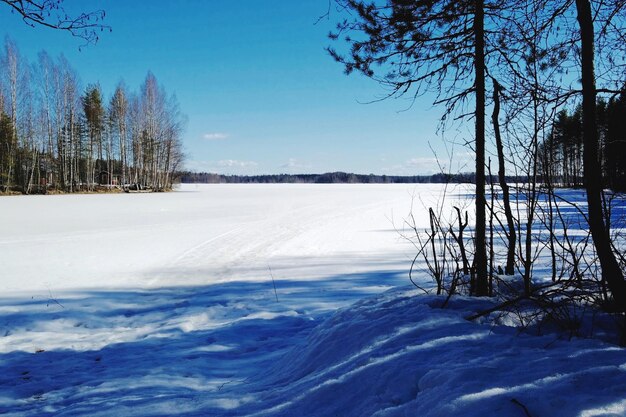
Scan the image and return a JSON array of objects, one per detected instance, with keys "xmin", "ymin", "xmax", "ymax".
[
  {"xmin": 225, "ymin": 287, "xmax": 626, "ymax": 417},
  {"xmin": 2, "ymin": 284, "xmax": 625, "ymax": 416}
]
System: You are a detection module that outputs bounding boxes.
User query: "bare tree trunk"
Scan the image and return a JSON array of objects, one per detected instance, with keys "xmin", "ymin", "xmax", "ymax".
[
  {"xmin": 6, "ymin": 39, "xmax": 19, "ymax": 191},
  {"xmin": 491, "ymin": 78, "xmax": 516, "ymax": 275},
  {"xmin": 488, "ymin": 159, "xmax": 495, "ymax": 297},
  {"xmin": 26, "ymin": 148, "xmax": 37, "ymax": 194},
  {"xmin": 575, "ymin": 0, "xmax": 626, "ymax": 311},
  {"xmin": 523, "ymin": 93, "xmax": 539, "ymax": 297},
  {"xmin": 69, "ymin": 108, "xmax": 75, "ymax": 192},
  {"xmin": 474, "ymin": 0, "xmax": 488, "ymax": 296},
  {"xmin": 544, "ymin": 142, "xmax": 558, "ymax": 282}
]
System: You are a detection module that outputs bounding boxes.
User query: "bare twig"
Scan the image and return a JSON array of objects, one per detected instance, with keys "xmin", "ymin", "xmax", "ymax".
[
  {"xmin": 511, "ymin": 398, "xmax": 533, "ymax": 417},
  {"xmin": 267, "ymin": 265, "xmax": 279, "ymax": 302}
]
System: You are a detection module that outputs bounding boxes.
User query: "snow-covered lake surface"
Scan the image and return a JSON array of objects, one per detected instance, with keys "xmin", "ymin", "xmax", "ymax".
[
  {"xmin": 1, "ymin": 184, "xmax": 625, "ymax": 416},
  {"xmin": 1, "ymin": 183, "xmax": 441, "ymax": 293}
]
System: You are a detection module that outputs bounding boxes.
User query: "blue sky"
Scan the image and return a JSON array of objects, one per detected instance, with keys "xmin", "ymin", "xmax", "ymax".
[{"xmin": 1, "ymin": 0, "xmax": 472, "ymax": 175}]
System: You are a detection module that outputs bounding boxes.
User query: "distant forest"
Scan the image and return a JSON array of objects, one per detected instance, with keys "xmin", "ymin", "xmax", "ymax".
[
  {"xmin": 179, "ymin": 171, "xmax": 530, "ymax": 184},
  {"xmin": 0, "ymin": 39, "xmax": 184, "ymax": 194},
  {"xmin": 538, "ymin": 98, "xmax": 626, "ymax": 192}
]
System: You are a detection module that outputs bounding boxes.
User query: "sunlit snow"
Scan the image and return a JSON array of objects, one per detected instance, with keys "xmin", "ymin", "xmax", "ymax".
[{"xmin": 0, "ymin": 184, "xmax": 624, "ymax": 417}]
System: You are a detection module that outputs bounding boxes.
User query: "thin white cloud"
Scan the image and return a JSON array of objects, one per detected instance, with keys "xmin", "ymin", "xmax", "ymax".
[
  {"xmin": 184, "ymin": 160, "xmax": 207, "ymax": 171},
  {"xmin": 406, "ymin": 157, "xmax": 440, "ymax": 169},
  {"xmin": 380, "ymin": 157, "xmax": 440, "ymax": 175},
  {"xmin": 381, "ymin": 155, "xmax": 453, "ymax": 175},
  {"xmin": 202, "ymin": 132, "xmax": 229, "ymax": 141},
  {"xmin": 380, "ymin": 164, "xmax": 405, "ymax": 174},
  {"xmin": 281, "ymin": 158, "xmax": 298, "ymax": 168},
  {"xmin": 218, "ymin": 159, "xmax": 258, "ymax": 168},
  {"xmin": 184, "ymin": 160, "xmax": 260, "ymax": 174},
  {"xmin": 393, "ymin": 152, "xmax": 474, "ymax": 175},
  {"xmin": 280, "ymin": 158, "xmax": 311, "ymax": 170}
]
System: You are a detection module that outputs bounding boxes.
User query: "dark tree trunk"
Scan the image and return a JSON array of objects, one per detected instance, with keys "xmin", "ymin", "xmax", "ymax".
[
  {"xmin": 491, "ymin": 79, "xmax": 516, "ymax": 275},
  {"xmin": 474, "ymin": 0, "xmax": 489, "ymax": 296},
  {"xmin": 575, "ymin": 0, "xmax": 626, "ymax": 310}
]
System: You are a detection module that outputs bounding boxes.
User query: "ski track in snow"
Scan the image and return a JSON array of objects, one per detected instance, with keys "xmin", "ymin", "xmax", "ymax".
[{"xmin": 0, "ymin": 184, "xmax": 625, "ymax": 416}]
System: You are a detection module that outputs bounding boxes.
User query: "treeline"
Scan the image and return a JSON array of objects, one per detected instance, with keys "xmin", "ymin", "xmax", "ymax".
[
  {"xmin": 0, "ymin": 38, "xmax": 184, "ymax": 194},
  {"xmin": 181, "ymin": 171, "xmax": 460, "ymax": 184},
  {"xmin": 180, "ymin": 171, "xmax": 528, "ymax": 184},
  {"xmin": 539, "ymin": 96, "xmax": 626, "ymax": 191}
]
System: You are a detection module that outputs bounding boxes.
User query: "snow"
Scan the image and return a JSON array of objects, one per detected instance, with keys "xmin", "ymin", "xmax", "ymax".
[
  {"xmin": 1, "ymin": 184, "xmax": 444, "ymax": 292},
  {"xmin": 0, "ymin": 184, "xmax": 624, "ymax": 416}
]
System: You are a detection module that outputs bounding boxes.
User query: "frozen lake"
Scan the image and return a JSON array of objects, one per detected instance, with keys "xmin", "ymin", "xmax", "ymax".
[{"xmin": 0, "ymin": 183, "xmax": 459, "ymax": 293}]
